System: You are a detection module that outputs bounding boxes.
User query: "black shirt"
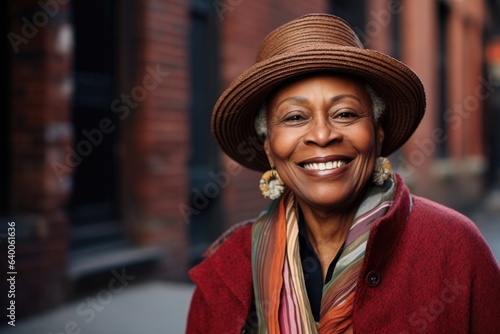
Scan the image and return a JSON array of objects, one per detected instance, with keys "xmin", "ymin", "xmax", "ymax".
[
  {"xmin": 244, "ymin": 213, "xmax": 346, "ymax": 331},
  {"xmin": 298, "ymin": 212, "xmax": 345, "ymax": 321}
]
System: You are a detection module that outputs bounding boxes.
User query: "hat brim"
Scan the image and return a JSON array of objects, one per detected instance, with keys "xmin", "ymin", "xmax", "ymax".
[{"xmin": 212, "ymin": 45, "xmax": 426, "ymax": 172}]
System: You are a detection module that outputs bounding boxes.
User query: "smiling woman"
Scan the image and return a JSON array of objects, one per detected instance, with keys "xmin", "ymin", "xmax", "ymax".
[{"xmin": 186, "ymin": 14, "xmax": 500, "ymax": 334}]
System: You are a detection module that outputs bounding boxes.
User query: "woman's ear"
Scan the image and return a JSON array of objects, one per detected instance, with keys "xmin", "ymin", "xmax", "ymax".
[
  {"xmin": 376, "ymin": 124, "xmax": 385, "ymax": 155},
  {"xmin": 263, "ymin": 137, "xmax": 274, "ymax": 167}
]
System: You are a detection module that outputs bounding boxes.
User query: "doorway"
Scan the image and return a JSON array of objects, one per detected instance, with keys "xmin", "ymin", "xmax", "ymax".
[
  {"xmin": 70, "ymin": 0, "xmax": 122, "ymax": 251},
  {"xmin": 0, "ymin": 1, "xmax": 11, "ymax": 216}
]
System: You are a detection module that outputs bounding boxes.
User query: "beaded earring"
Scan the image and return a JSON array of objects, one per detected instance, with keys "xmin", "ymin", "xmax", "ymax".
[
  {"xmin": 259, "ymin": 168, "xmax": 285, "ymax": 200},
  {"xmin": 372, "ymin": 157, "xmax": 392, "ymax": 186}
]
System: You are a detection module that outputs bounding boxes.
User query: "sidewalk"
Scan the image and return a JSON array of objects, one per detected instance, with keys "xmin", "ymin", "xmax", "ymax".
[{"xmin": 2, "ymin": 281, "xmax": 195, "ymax": 334}]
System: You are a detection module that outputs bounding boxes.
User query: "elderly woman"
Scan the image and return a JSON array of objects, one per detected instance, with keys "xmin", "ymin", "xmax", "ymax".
[{"xmin": 187, "ymin": 14, "xmax": 500, "ymax": 333}]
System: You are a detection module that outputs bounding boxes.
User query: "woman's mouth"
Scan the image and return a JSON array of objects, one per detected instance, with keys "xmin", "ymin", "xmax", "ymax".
[{"xmin": 302, "ymin": 160, "xmax": 348, "ymax": 171}]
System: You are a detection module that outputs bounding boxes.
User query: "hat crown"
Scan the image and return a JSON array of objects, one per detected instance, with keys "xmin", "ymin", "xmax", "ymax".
[{"xmin": 256, "ymin": 14, "xmax": 364, "ymax": 62}]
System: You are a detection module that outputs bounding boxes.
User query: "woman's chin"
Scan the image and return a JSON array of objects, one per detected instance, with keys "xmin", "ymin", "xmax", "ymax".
[{"xmin": 296, "ymin": 190, "xmax": 358, "ymax": 212}]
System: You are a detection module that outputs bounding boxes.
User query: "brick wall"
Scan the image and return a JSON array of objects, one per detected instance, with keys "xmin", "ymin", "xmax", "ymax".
[
  {"xmin": 3, "ymin": 0, "xmax": 193, "ymax": 318},
  {"xmin": 120, "ymin": 0, "xmax": 190, "ymax": 280},
  {"xmin": 3, "ymin": 0, "xmax": 73, "ymax": 317}
]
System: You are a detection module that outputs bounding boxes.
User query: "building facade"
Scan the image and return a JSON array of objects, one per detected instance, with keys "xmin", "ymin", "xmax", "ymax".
[{"xmin": 1, "ymin": 0, "xmax": 498, "ymax": 318}]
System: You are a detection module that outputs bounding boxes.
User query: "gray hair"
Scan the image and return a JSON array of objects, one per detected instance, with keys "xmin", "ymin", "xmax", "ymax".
[{"xmin": 254, "ymin": 84, "xmax": 386, "ymax": 138}]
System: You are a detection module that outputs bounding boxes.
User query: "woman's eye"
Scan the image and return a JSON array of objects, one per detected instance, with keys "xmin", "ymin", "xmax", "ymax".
[
  {"xmin": 284, "ymin": 114, "xmax": 304, "ymax": 122},
  {"xmin": 336, "ymin": 111, "xmax": 358, "ymax": 119}
]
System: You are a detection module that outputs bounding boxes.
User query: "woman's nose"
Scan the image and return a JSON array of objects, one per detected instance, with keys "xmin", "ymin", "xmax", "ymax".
[{"xmin": 303, "ymin": 118, "xmax": 342, "ymax": 147}]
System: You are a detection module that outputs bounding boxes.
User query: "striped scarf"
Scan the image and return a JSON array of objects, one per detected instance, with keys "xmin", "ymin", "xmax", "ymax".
[{"xmin": 252, "ymin": 177, "xmax": 396, "ymax": 333}]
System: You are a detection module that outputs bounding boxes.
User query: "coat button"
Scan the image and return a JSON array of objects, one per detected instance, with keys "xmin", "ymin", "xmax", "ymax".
[{"xmin": 366, "ymin": 270, "xmax": 381, "ymax": 287}]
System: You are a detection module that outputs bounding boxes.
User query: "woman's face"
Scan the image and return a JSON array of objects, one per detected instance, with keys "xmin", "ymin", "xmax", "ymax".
[{"xmin": 264, "ymin": 74, "xmax": 384, "ymax": 212}]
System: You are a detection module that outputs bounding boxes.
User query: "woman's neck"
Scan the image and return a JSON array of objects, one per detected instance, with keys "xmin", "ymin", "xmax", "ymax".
[
  {"xmin": 300, "ymin": 204, "xmax": 353, "ymax": 248},
  {"xmin": 296, "ymin": 198, "xmax": 361, "ymax": 282}
]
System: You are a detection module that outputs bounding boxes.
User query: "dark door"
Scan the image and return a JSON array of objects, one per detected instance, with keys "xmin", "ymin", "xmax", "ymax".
[
  {"xmin": 70, "ymin": 0, "xmax": 122, "ymax": 250},
  {"xmin": 188, "ymin": 0, "xmax": 224, "ymax": 265},
  {"xmin": 0, "ymin": 0, "xmax": 11, "ymax": 216}
]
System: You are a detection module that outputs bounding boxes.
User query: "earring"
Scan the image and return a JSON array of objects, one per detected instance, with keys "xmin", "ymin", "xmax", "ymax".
[
  {"xmin": 259, "ymin": 168, "xmax": 285, "ymax": 200},
  {"xmin": 372, "ymin": 157, "xmax": 392, "ymax": 186}
]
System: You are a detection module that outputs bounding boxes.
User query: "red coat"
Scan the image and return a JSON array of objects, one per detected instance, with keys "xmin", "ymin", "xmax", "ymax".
[{"xmin": 187, "ymin": 177, "xmax": 500, "ymax": 333}]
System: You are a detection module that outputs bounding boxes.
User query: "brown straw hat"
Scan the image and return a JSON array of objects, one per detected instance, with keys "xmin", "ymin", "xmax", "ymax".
[{"xmin": 211, "ymin": 13, "xmax": 426, "ymax": 172}]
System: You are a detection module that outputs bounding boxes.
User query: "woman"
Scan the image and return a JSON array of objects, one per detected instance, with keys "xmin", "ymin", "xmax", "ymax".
[{"xmin": 187, "ymin": 14, "xmax": 500, "ymax": 333}]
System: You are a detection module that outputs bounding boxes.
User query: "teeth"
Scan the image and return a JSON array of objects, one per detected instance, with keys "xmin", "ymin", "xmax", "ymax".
[{"xmin": 303, "ymin": 160, "xmax": 346, "ymax": 171}]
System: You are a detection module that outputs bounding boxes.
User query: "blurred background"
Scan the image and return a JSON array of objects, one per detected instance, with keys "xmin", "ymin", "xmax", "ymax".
[{"xmin": 1, "ymin": 0, "xmax": 500, "ymax": 333}]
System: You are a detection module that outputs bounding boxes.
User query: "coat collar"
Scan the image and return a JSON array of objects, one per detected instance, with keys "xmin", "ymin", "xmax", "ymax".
[{"xmin": 358, "ymin": 173, "xmax": 412, "ymax": 285}]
